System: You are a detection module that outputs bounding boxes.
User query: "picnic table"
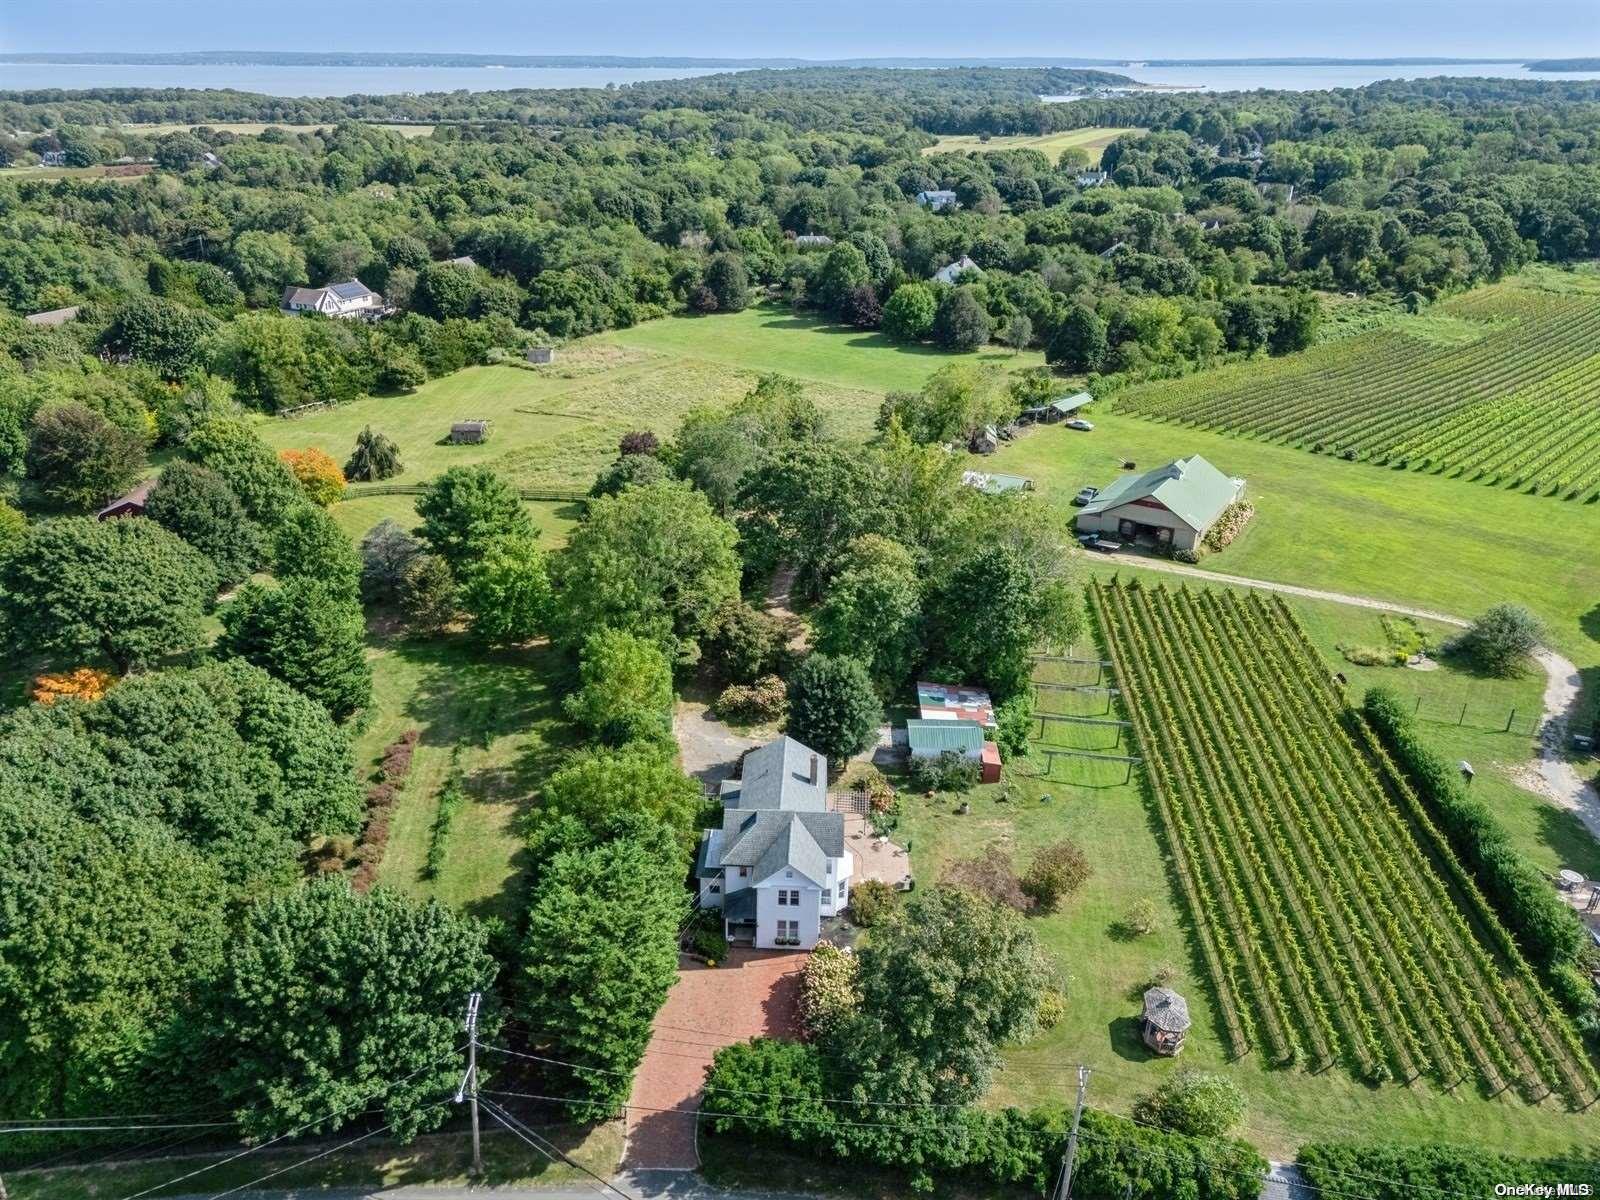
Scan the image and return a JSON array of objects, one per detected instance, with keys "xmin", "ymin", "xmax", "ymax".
[{"xmin": 1558, "ymin": 868, "xmax": 1586, "ymax": 889}]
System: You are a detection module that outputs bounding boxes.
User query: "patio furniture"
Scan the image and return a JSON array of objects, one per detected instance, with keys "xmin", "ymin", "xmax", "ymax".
[{"xmin": 1558, "ymin": 868, "xmax": 1585, "ymax": 890}]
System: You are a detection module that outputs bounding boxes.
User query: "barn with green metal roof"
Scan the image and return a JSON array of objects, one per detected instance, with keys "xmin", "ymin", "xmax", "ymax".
[{"xmin": 1075, "ymin": 455, "xmax": 1245, "ymax": 552}]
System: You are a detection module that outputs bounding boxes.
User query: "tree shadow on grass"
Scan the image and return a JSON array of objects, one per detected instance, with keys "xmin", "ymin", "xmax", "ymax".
[{"xmin": 1536, "ymin": 804, "xmax": 1600, "ymax": 880}]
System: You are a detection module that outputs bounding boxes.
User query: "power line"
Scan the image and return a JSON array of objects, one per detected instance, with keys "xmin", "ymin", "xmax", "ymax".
[
  {"xmin": 478, "ymin": 1098, "xmax": 637, "ymax": 1200},
  {"xmin": 114, "ymin": 1042, "xmax": 467, "ymax": 1200},
  {"xmin": 567, "ymin": 991, "xmax": 1582, "ymax": 1160},
  {"xmin": 480, "ymin": 1046, "xmax": 1482, "ymax": 1200},
  {"xmin": 200, "ymin": 1109, "xmax": 435, "ymax": 1200},
  {"xmin": 480, "ymin": 1088, "xmax": 1408, "ymax": 1200}
]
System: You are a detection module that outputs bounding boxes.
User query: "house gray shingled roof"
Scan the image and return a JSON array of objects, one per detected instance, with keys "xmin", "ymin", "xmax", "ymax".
[
  {"xmin": 706, "ymin": 735, "xmax": 843, "ymax": 885},
  {"xmin": 718, "ymin": 809, "xmax": 842, "ymax": 885},
  {"xmin": 726, "ymin": 736, "xmax": 827, "ymax": 812}
]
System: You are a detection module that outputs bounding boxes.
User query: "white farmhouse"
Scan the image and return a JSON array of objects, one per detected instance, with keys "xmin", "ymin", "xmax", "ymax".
[
  {"xmin": 695, "ymin": 736, "xmax": 851, "ymax": 951},
  {"xmin": 280, "ymin": 278, "xmax": 385, "ymax": 319}
]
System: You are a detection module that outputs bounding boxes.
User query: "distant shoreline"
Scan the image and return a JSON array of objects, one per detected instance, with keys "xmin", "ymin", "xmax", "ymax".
[{"xmin": 0, "ymin": 51, "xmax": 1551, "ymax": 70}]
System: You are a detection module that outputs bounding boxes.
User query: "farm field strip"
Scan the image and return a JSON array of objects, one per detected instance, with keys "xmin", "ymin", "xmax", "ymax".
[
  {"xmin": 1245, "ymin": 595, "xmax": 1600, "ymax": 1106},
  {"xmin": 1089, "ymin": 579, "xmax": 1599, "ymax": 1105},
  {"xmin": 1113, "ymin": 281, "xmax": 1600, "ymax": 499}
]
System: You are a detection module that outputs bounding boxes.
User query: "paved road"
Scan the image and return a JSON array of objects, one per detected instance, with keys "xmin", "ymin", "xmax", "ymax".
[
  {"xmin": 156, "ymin": 1174, "xmax": 821, "ymax": 1200},
  {"xmin": 1101, "ymin": 552, "xmax": 1600, "ymax": 835}
]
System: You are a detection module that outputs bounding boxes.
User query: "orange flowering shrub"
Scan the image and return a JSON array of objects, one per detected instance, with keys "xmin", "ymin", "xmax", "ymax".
[
  {"xmin": 279, "ymin": 447, "xmax": 346, "ymax": 507},
  {"xmin": 33, "ymin": 667, "xmax": 118, "ymax": 706}
]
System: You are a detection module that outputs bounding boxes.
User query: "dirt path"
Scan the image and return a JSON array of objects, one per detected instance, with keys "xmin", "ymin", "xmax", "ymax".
[
  {"xmin": 1101, "ymin": 552, "xmax": 1600, "ymax": 841},
  {"xmin": 1531, "ymin": 647, "xmax": 1600, "ymax": 843}
]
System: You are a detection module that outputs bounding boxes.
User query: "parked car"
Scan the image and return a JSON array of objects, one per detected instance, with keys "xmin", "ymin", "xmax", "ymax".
[
  {"xmin": 1066, "ymin": 418, "xmax": 1095, "ymax": 431},
  {"xmin": 1072, "ymin": 485, "xmax": 1099, "ymax": 506}
]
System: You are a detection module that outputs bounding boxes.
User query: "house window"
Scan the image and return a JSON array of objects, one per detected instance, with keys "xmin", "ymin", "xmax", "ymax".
[
  {"xmin": 822, "ymin": 889, "xmax": 832, "ymax": 904},
  {"xmin": 777, "ymin": 888, "xmax": 800, "ymax": 907},
  {"xmin": 709, "ymin": 884, "xmax": 721, "ymax": 894},
  {"xmin": 738, "ymin": 867, "xmax": 749, "ymax": 878},
  {"xmin": 777, "ymin": 919, "xmax": 799, "ymax": 945}
]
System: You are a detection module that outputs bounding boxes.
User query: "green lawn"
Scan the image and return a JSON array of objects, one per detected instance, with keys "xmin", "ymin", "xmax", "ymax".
[
  {"xmin": 354, "ymin": 624, "xmax": 580, "ymax": 924},
  {"xmin": 988, "ymin": 413, "xmax": 1600, "ymax": 677},
  {"xmin": 328, "ymin": 492, "xmax": 580, "ymax": 547},
  {"xmin": 896, "ymin": 587, "xmax": 1598, "ymax": 1161},
  {"xmin": 18, "ymin": 1122, "xmax": 622, "ymax": 1199},
  {"xmin": 603, "ymin": 303, "xmax": 1045, "ymax": 396},
  {"xmin": 258, "ymin": 305, "xmax": 1042, "ymax": 495},
  {"xmin": 922, "ymin": 126, "xmax": 1140, "ymax": 164}
]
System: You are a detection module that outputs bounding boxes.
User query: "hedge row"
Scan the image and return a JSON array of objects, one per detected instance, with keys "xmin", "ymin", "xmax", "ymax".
[
  {"xmin": 702, "ymin": 1039, "xmax": 1265, "ymax": 1199},
  {"xmin": 1362, "ymin": 686, "xmax": 1587, "ymax": 975},
  {"xmin": 1299, "ymin": 1140, "xmax": 1600, "ymax": 1199}
]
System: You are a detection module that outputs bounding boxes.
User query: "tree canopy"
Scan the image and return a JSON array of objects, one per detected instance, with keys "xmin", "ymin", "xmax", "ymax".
[{"xmin": 2, "ymin": 515, "xmax": 217, "ymax": 673}]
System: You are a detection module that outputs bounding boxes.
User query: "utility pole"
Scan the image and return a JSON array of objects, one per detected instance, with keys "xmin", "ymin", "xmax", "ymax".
[
  {"xmin": 457, "ymin": 992, "xmax": 483, "ymax": 1178},
  {"xmin": 1055, "ymin": 1065, "xmax": 1091, "ymax": 1200}
]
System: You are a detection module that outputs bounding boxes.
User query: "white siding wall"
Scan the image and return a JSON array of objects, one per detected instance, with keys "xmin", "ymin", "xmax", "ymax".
[
  {"xmin": 755, "ymin": 883, "xmax": 821, "ymax": 949},
  {"xmin": 818, "ymin": 854, "xmax": 852, "ymax": 918},
  {"xmin": 698, "ymin": 873, "xmax": 724, "ymax": 908}
]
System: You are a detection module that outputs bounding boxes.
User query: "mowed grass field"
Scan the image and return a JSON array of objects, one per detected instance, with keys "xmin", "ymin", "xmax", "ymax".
[
  {"xmin": 897, "ymin": 587, "xmax": 1600, "ymax": 1159},
  {"xmin": 986, "ymin": 413, "xmax": 1600, "ymax": 672},
  {"xmin": 923, "ymin": 126, "xmax": 1138, "ymax": 163},
  {"xmin": 258, "ymin": 304, "xmax": 1043, "ymax": 491}
]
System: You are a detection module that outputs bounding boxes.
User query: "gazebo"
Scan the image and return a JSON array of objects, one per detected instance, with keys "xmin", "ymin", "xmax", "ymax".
[{"xmin": 1141, "ymin": 986, "xmax": 1191, "ymax": 1056}]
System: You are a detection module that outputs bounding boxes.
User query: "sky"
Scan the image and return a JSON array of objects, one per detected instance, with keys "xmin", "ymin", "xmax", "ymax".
[{"xmin": 2, "ymin": 0, "xmax": 1596, "ymax": 60}]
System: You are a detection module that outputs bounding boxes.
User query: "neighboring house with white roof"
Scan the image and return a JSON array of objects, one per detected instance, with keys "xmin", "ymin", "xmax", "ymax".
[
  {"xmin": 280, "ymin": 278, "xmax": 385, "ymax": 318},
  {"xmin": 915, "ymin": 189, "xmax": 959, "ymax": 211},
  {"xmin": 695, "ymin": 736, "xmax": 851, "ymax": 950},
  {"xmin": 916, "ymin": 681, "xmax": 996, "ymax": 728},
  {"xmin": 1075, "ymin": 454, "xmax": 1246, "ymax": 552},
  {"xmin": 960, "ymin": 469, "xmax": 1033, "ymax": 496},
  {"xmin": 931, "ymin": 255, "xmax": 982, "ymax": 285}
]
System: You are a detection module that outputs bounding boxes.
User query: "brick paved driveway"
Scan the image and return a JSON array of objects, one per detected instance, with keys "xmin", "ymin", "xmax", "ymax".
[{"xmin": 621, "ymin": 949, "xmax": 806, "ymax": 1171}]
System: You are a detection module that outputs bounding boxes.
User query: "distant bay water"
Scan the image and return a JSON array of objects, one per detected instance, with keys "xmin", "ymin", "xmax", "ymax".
[
  {"xmin": 2, "ymin": 59, "xmax": 1599, "ymax": 99},
  {"xmin": 0, "ymin": 63, "xmax": 732, "ymax": 95},
  {"xmin": 1044, "ymin": 60, "xmax": 1600, "ymax": 97}
]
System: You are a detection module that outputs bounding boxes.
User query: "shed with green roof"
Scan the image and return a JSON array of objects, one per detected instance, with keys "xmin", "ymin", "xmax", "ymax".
[
  {"xmin": 906, "ymin": 719, "xmax": 1001, "ymax": 782},
  {"xmin": 1075, "ymin": 455, "xmax": 1245, "ymax": 552}
]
